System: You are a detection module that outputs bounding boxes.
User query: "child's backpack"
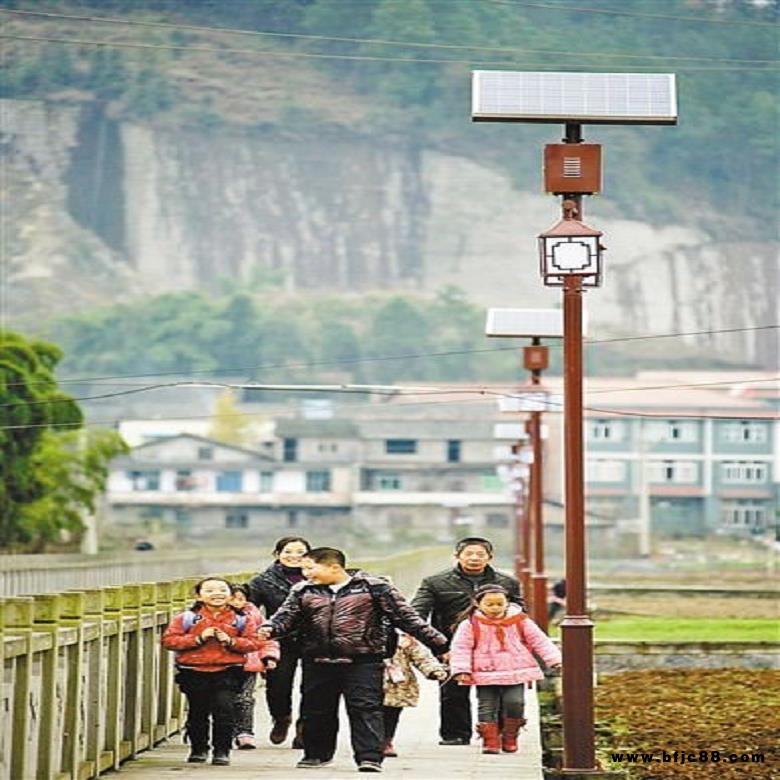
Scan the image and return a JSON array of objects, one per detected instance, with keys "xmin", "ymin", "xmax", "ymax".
[{"xmin": 180, "ymin": 609, "xmax": 247, "ymax": 634}]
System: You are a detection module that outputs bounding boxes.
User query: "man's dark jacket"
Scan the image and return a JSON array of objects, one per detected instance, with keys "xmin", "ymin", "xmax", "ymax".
[
  {"xmin": 263, "ymin": 571, "xmax": 447, "ymax": 662},
  {"xmin": 411, "ymin": 564, "xmax": 523, "ymax": 640}
]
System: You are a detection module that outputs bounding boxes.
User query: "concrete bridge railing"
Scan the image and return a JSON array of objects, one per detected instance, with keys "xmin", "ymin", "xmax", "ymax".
[{"xmin": 0, "ymin": 547, "xmax": 450, "ymax": 780}]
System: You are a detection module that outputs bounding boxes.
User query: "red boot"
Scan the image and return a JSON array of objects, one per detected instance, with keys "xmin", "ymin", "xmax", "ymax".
[
  {"xmin": 501, "ymin": 717, "xmax": 526, "ymax": 753},
  {"xmin": 476, "ymin": 722, "xmax": 501, "ymax": 754}
]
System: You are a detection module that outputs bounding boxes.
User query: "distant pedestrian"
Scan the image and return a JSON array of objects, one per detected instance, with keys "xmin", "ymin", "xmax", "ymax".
[
  {"xmin": 259, "ymin": 547, "xmax": 448, "ymax": 773},
  {"xmin": 228, "ymin": 584, "xmax": 280, "ymax": 750},
  {"xmin": 548, "ymin": 579, "xmax": 566, "ymax": 624},
  {"xmin": 450, "ymin": 584, "xmax": 561, "ymax": 754},
  {"xmin": 161, "ymin": 577, "xmax": 274, "ymax": 766},
  {"xmin": 410, "ymin": 537, "xmax": 523, "ymax": 745},
  {"xmin": 381, "ymin": 631, "xmax": 449, "ymax": 758},
  {"xmin": 246, "ymin": 536, "xmax": 311, "ymax": 747}
]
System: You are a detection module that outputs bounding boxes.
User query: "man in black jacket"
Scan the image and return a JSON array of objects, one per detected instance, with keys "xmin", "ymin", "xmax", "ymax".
[
  {"xmin": 259, "ymin": 547, "xmax": 447, "ymax": 773},
  {"xmin": 410, "ymin": 536, "xmax": 523, "ymax": 745}
]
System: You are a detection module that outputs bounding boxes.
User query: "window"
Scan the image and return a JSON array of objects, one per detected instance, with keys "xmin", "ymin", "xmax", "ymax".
[
  {"xmin": 197, "ymin": 446, "xmax": 213, "ymax": 461},
  {"xmin": 127, "ymin": 470, "xmax": 160, "ymax": 491},
  {"xmin": 377, "ymin": 473, "xmax": 402, "ymax": 490},
  {"xmin": 645, "ymin": 421, "xmax": 697, "ymax": 443},
  {"xmin": 588, "ymin": 420, "xmax": 624, "ymax": 442},
  {"xmin": 283, "ymin": 437, "xmax": 298, "ymax": 462},
  {"xmin": 722, "ymin": 422, "xmax": 768, "ymax": 443},
  {"xmin": 259, "ymin": 471, "xmax": 274, "ymax": 492},
  {"xmin": 486, "ymin": 513, "xmax": 509, "ymax": 529},
  {"xmin": 174, "ymin": 509, "xmax": 192, "ymax": 528},
  {"xmin": 175, "ymin": 470, "xmax": 195, "ymax": 491},
  {"xmin": 225, "ymin": 513, "xmax": 249, "ymax": 529},
  {"xmin": 480, "ymin": 474, "xmax": 503, "ymax": 491},
  {"xmin": 317, "ymin": 442, "xmax": 339, "ymax": 453},
  {"xmin": 385, "ymin": 439, "xmax": 417, "ymax": 454},
  {"xmin": 648, "ymin": 460, "xmax": 698, "ymax": 483},
  {"xmin": 216, "ymin": 471, "xmax": 243, "ymax": 492},
  {"xmin": 586, "ymin": 460, "xmax": 627, "ymax": 482},
  {"xmin": 721, "ymin": 461, "xmax": 768, "ymax": 483},
  {"xmin": 306, "ymin": 470, "xmax": 331, "ymax": 492},
  {"xmin": 719, "ymin": 501, "xmax": 767, "ymax": 529},
  {"xmin": 447, "ymin": 440, "xmax": 462, "ymax": 463}
]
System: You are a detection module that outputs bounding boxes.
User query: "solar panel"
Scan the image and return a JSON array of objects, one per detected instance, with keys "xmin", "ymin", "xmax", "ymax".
[{"xmin": 472, "ymin": 71, "xmax": 677, "ymax": 125}]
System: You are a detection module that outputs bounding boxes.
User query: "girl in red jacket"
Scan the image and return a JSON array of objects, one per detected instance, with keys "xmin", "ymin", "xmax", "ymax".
[
  {"xmin": 161, "ymin": 577, "xmax": 274, "ymax": 765},
  {"xmin": 449, "ymin": 584, "xmax": 561, "ymax": 755}
]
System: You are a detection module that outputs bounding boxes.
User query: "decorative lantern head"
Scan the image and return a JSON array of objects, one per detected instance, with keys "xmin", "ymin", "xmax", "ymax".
[{"xmin": 538, "ymin": 200, "xmax": 604, "ymax": 287}]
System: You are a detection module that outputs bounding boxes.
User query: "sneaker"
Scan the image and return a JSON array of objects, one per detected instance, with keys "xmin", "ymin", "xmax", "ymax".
[
  {"xmin": 236, "ymin": 734, "xmax": 256, "ymax": 750},
  {"xmin": 186, "ymin": 749, "xmax": 209, "ymax": 763},
  {"xmin": 296, "ymin": 757, "xmax": 333, "ymax": 768},
  {"xmin": 357, "ymin": 761, "xmax": 383, "ymax": 773},
  {"xmin": 211, "ymin": 753, "xmax": 231, "ymax": 766},
  {"xmin": 438, "ymin": 736, "xmax": 470, "ymax": 745}
]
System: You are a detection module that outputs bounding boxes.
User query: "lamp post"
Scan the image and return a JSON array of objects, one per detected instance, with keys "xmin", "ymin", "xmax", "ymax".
[
  {"xmin": 539, "ymin": 185, "xmax": 604, "ymax": 773},
  {"xmin": 486, "ymin": 308, "xmax": 562, "ymax": 622},
  {"xmin": 525, "ymin": 339, "xmax": 550, "ymax": 632},
  {"xmin": 472, "ymin": 69, "xmax": 677, "ymax": 774}
]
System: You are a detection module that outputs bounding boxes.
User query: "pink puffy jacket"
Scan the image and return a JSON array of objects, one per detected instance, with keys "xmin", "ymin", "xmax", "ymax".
[{"xmin": 449, "ymin": 605, "xmax": 561, "ymax": 686}]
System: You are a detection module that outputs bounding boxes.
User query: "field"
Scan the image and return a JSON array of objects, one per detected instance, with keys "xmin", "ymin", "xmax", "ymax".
[{"xmin": 594, "ymin": 669, "xmax": 779, "ymax": 778}]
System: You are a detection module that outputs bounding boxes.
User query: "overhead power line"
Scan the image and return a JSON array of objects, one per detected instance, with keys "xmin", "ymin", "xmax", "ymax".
[
  {"xmin": 1, "ymin": 375, "xmax": 778, "ymax": 414},
  {"xmin": 484, "ymin": 0, "xmax": 779, "ymax": 28},
  {"xmin": 1, "ymin": 32, "xmax": 777, "ymax": 73},
  {"xmin": 2, "ymin": 324, "xmax": 776, "ymax": 390},
  {"xmin": 1, "ymin": 8, "xmax": 776, "ymax": 64}
]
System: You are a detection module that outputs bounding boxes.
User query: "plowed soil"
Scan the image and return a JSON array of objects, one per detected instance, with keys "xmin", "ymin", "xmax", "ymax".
[{"xmin": 594, "ymin": 669, "xmax": 779, "ymax": 778}]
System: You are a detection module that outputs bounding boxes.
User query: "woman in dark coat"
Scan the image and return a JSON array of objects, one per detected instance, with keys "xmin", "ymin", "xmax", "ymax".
[{"xmin": 246, "ymin": 536, "xmax": 311, "ymax": 746}]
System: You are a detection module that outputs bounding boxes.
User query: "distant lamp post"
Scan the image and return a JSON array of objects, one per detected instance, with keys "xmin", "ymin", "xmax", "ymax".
[{"xmin": 486, "ymin": 307, "xmax": 562, "ymax": 627}]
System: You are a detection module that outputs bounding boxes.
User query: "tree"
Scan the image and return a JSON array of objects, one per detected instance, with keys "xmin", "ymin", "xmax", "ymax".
[
  {"xmin": 0, "ymin": 330, "xmax": 125, "ymax": 550},
  {"xmin": 19, "ymin": 429, "xmax": 128, "ymax": 552},
  {"xmin": 207, "ymin": 390, "xmax": 254, "ymax": 446}
]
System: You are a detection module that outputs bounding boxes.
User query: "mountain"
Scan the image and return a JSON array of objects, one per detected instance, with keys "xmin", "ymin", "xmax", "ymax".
[{"xmin": 2, "ymin": 0, "xmax": 777, "ymax": 368}]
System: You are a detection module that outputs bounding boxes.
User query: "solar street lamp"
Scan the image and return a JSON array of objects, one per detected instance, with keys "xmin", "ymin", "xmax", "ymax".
[{"xmin": 473, "ymin": 70, "xmax": 677, "ymax": 775}]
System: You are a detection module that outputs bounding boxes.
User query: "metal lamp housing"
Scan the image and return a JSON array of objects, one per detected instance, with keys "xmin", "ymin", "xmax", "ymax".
[{"xmin": 538, "ymin": 217, "xmax": 603, "ymax": 287}]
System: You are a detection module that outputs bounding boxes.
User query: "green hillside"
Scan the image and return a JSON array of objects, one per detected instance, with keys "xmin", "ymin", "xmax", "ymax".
[{"xmin": 1, "ymin": 0, "xmax": 777, "ymax": 235}]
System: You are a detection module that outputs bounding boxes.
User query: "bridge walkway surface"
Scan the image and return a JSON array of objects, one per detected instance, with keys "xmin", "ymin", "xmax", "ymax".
[{"xmin": 113, "ymin": 677, "xmax": 544, "ymax": 779}]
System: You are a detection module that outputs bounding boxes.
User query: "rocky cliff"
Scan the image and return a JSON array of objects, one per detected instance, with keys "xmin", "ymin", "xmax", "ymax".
[{"xmin": 2, "ymin": 99, "xmax": 777, "ymax": 367}]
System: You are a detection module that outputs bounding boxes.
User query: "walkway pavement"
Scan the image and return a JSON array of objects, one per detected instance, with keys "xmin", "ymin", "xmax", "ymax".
[{"xmin": 114, "ymin": 679, "xmax": 544, "ymax": 779}]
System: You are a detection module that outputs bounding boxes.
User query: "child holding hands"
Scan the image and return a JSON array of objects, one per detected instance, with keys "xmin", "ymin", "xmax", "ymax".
[
  {"xmin": 449, "ymin": 584, "xmax": 561, "ymax": 755},
  {"xmin": 382, "ymin": 631, "xmax": 449, "ymax": 757},
  {"xmin": 161, "ymin": 577, "xmax": 277, "ymax": 765},
  {"xmin": 229, "ymin": 583, "xmax": 280, "ymax": 749}
]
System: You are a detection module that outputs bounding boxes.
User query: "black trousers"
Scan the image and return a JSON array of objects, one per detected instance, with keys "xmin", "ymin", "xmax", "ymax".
[
  {"xmin": 382, "ymin": 705, "xmax": 402, "ymax": 742},
  {"xmin": 265, "ymin": 644, "xmax": 301, "ymax": 722},
  {"xmin": 301, "ymin": 660, "xmax": 385, "ymax": 765},
  {"xmin": 439, "ymin": 676, "xmax": 472, "ymax": 741},
  {"xmin": 175, "ymin": 668, "xmax": 242, "ymax": 754}
]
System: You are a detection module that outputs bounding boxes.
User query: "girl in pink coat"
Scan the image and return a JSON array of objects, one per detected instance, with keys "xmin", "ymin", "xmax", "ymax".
[{"xmin": 449, "ymin": 584, "xmax": 561, "ymax": 754}]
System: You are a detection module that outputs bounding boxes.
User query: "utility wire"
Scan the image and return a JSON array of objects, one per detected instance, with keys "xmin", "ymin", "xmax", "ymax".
[
  {"xmin": 2, "ymin": 8, "xmax": 776, "ymax": 64},
  {"xmin": 1, "ymin": 32, "xmax": 777, "ymax": 72},
  {"xmin": 484, "ymin": 0, "xmax": 779, "ymax": 28},
  {"xmin": 1, "ymin": 390, "xmax": 775, "ymax": 432},
  {"xmin": 10, "ymin": 323, "xmax": 774, "ymax": 389},
  {"xmin": 2, "ymin": 376, "xmax": 778, "ymax": 413}
]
